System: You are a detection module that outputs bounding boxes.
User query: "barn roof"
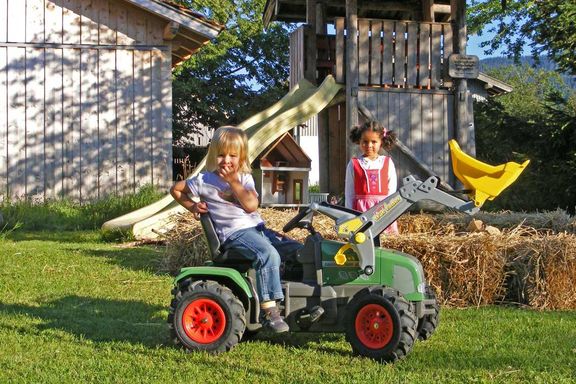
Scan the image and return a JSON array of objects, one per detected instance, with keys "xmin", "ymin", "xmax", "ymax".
[
  {"xmin": 476, "ymin": 72, "xmax": 513, "ymax": 96},
  {"xmin": 123, "ymin": 0, "xmax": 224, "ymax": 66}
]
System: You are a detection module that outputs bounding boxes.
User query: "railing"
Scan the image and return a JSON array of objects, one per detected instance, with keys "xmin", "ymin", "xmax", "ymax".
[
  {"xmin": 337, "ymin": 17, "xmax": 453, "ymax": 88},
  {"xmin": 309, "ymin": 192, "xmax": 329, "ymax": 203},
  {"xmin": 290, "ymin": 18, "xmax": 454, "ymax": 90}
]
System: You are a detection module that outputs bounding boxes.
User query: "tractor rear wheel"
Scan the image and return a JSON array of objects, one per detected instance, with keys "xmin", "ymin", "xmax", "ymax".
[
  {"xmin": 345, "ymin": 287, "xmax": 417, "ymax": 362},
  {"xmin": 168, "ymin": 279, "xmax": 246, "ymax": 353}
]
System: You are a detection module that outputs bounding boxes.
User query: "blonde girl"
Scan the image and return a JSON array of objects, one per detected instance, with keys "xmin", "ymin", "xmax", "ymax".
[{"xmin": 171, "ymin": 126, "xmax": 298, "ymax": 333}]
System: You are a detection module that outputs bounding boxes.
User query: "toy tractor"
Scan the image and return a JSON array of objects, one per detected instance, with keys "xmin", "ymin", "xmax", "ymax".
[{"xmin": 167, "ymin": 140, "xmax": 529, "ymax": 362}]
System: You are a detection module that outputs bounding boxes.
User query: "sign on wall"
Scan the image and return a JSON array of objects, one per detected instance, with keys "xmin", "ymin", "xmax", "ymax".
[{"xmin": 448, "ymin": 54, "xmax": 480, "ymax": 79}]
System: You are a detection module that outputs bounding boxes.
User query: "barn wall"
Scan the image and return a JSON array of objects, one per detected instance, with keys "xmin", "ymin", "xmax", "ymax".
[{"xmin": 0, "ymin": 0, "xmax": 173, "ymax": 202}]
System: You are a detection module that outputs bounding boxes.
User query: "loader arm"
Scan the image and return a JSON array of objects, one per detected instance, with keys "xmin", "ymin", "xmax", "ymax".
[
  {"xmin": 304, "ymin": 140, "xmax": 528, "ymax": 276},
  {"xmin": 309, "ymin": 175, "xmax": 478, "ymax": 275}
]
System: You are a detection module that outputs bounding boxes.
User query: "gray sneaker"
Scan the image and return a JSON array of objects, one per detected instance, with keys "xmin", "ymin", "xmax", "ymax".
[{"xmin": 262, "ymin": 306, "xmax": 289, "ymax": 333}]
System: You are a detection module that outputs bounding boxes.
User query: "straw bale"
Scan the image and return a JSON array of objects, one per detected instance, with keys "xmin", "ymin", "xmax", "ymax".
[
  {"xmin": 160, "ymin": 208, "xmax": 576, "ymax": 309},
  {"xmin": 379, "ymin": 230, "xmax": 523, "ymax": 307},
  {"xmin": 506, "ymin": 232, "xmax": 576, "ymax": 310}
]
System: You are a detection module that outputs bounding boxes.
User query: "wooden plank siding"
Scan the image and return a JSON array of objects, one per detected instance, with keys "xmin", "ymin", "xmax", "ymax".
[
  {"xmin": 360, "ymin": 88, "xmax": 454, "ymax": 183},
  {"xmin": 0, "ymin": 0, "xmax": 174, "ymax": 202},
  {"xmin": 0, "ymin": 46, "xmax": 6, "ymax": 201},
  {"xmin": 334, "ymin": 17, "xmax": 453, "ymax": 89}
]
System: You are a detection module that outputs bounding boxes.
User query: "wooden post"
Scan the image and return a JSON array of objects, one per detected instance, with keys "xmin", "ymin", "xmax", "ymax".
[
  {"xmin": 316, "ymin": 1, "xmax": 327, "ymax": 34},
  {"xmin": 345, "ymin": 0, "xmax": 358, "ymax": 162},
  {"xmin": 305, "ymin": 0, "xmax": 317, "ymax": 83},
  {"xmin": 451, "ymin": 0, "xmax": 475, "ymax": 155},
  {"xmin": 316, "ymin": 0, "xmax": 330, "ymax": 192}
]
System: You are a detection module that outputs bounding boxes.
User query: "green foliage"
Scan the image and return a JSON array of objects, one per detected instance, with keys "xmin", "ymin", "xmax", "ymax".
[
  {"xmin": 308, "ymin": 183, "xmax": 321, "ymax": 193},
  {"xmin": 468, "ymin": 0, "xmax": 576, "ymax": 74},
  {"xmin": 0, "ymin": 184, "xmax": 164, "ymax": 231},
  {"xmin": 1, "ymin": 235, "xmax": 576, "ymax": 382},
  {"xmin": 475, "ymin": 65, "xmax": 576, "ymax": 212},
  {"xmin": 0, "ymin": 221, "xmax": 22, "ymax": 240},
  {"xmin": 171, "ymin": 0, "xmax": 292, "ymax": 143}
]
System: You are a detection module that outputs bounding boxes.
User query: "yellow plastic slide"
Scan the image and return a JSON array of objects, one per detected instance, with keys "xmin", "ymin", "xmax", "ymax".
[{"xmin": 102, "ymin": 75, "xmax": 342, "ymax": 239}]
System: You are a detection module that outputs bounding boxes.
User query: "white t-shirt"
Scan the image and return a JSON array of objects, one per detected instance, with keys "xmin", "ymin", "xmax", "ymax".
[
  {"xmin": 186, "ymin": 172, "xmax": 263, "ymax": 243},
  {"xmin": 344, "ymin": 155, "xmax": 397, "ymax": 209}
]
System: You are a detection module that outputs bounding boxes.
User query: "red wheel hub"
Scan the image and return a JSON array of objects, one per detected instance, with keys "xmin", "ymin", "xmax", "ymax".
[
  {"xmin": 355, "ymin": 303, "xmax": 394, "ymax": 349},
  {"xmin": 182, "ymin": 298, "xmax": 226, "ymax": 344}
]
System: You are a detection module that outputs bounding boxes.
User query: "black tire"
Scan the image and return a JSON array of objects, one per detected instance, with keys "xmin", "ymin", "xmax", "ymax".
[
  {"xmin": 416, "ymin": 285, "xmax": 440, "ymax": 341},
  {"xmin": 168, "ymin": 279, "xmax": 246, "ymax": 353},
  {"xmin": 345, "ymin": 287, "xmax": 417, "ymax": 363}
]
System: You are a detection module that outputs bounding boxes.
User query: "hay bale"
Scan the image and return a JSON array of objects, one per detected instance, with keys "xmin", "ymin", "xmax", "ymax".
[
  {"xmin": 506, "ymin": 232, "xmax": 576, "ymax": 310},
  {"xmin": 159, "ymin": 213, "xmax": 207, "ymax": 274},
  {"xmin": 160, "ymin": 208, "xmax": 576, "ymax": 309},
  {"xmin": 379, "ymin": 230, "xmax": 523, "ymax": 307}
]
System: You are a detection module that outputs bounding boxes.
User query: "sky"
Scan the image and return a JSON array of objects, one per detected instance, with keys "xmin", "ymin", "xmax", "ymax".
[{"xmin": 466, "ymin": 34, "xmax": 492, "ymax": 59}]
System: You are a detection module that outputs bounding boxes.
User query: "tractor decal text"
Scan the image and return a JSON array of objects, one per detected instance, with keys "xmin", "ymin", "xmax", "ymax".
[{"xmin": 373, "ymin": 196, "xmax": 402, "ymax": 222}]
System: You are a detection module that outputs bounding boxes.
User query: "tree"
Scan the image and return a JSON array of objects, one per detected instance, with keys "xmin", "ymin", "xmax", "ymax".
[
  {"xmin": 474, "ymin": 65, "xmax": 576, "ymax": 212},
  {"xmin": 171, "ymin": 0, "xmax": 292, "ymax": 145},
  {"xmin": 468, "ymin": 0, "xmax": 576, "ymax": 74}
]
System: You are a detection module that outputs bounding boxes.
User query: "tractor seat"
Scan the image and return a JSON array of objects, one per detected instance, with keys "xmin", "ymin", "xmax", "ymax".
[{"xmin": 200, "ymin": 214, "xmax": 254, "ymax": 273}]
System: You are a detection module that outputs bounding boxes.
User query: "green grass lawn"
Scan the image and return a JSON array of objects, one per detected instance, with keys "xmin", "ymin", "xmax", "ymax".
[{"xmin": 1, "ymin": 231, "xmax": 575, "ymax": 383}]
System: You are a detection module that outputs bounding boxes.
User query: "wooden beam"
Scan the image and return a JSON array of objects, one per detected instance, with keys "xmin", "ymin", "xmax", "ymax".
[
  {"xmin": 316, "ymin": 1, "xmax": 327, "ymax": 34},
  {"xmin": 451, "ymin": 0, "xmax": 474, "ymax": 156},
  {"xmin": 163, "ymin": 21, "xmax": 179, "ymax": 40},
  {"xmin": 356, "ymin": 1, "xmax": 417, "ymax": 12},
  {"xmin": 345, "ymin": 0, "xmax": 358, "ymax": 161},
  {"xmin": 422, "ymin": 0, "xmax": 433, "ymax": 21},
  {"xmin": 432, "ymin": 3, "xmax": 452, "ymax": 14},
  {"xmin": 305, "ymin": 0, "xmax": 317, "ymax": 82}
]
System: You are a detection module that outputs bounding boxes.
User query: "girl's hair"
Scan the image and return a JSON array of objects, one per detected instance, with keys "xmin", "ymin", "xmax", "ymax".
[
  {"xmin": 206, "ymin": 126, "xmax": 251, "ymax": 173},
  {"xmin": 349, "ymin": 120, "xmax": 397, "ymax": 151}
]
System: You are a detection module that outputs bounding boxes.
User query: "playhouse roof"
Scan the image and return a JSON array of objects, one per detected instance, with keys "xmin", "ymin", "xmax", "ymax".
[
  {"xmin": 256, "ymin": 132, "xmax": 312, "ymax": 170},
  {"xmin": 125, "ymin": 0, "xmax": 224, "ymax": 66}
]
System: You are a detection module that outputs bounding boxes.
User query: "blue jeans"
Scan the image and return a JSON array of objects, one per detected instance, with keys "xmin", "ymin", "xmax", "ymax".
[{"xmin": 223, "ymin": 225, "xmax": 300, "ymax": 302}]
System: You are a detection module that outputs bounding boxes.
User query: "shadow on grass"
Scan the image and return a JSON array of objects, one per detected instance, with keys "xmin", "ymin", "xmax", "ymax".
[
  {"xmin": 249, "ymin": 331, "xmax": 351, "ymax": 357},
  {"xmin": 5, "ymin": 230, "xmax": 103, "ymax": 243},
  {"xmin": 0, "ymin": 295, "xmax": 168, "ymax": 347},
  {"xmin": 68, "ymin": 246, "xmax": 166, "ymax": 274}
]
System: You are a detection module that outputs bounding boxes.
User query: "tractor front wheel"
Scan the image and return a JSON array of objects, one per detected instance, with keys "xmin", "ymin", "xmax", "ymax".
[
  {"xmin": 168, "ymin": 279, "xmax": 246, "ymax": 353},
  {"xmin": 416, "ymin": 285, "xmax": 440, "ymax": 341},
  {"xmin": 345, "ymin": 287, "xmax": 417, "ymax": 362}
]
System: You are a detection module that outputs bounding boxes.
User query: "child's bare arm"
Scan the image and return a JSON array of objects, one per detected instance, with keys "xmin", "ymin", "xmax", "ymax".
[
  {"xmin": 218, "ymin": 166, "xmax": 259, "ymax": 213},
  {"xmin": 228, "ymin": 179, "xmax": 259, "ymax": 213},
  {"xmin": 170, "ymin": 180, "xmax": 208, "ymax": 219}
]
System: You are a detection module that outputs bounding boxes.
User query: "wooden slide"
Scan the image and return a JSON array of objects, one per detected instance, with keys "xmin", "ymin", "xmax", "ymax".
[{"xmin": 102, "ymin": 75, "xmax": 343, "ymax": 239}]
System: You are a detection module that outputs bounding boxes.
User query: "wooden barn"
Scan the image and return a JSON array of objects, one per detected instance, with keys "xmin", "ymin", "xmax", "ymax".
[
  {"xmin": 0, "ymin": 0, "xmax": 222, "ymax": 202},
  {"xmin": 263, "ymin": 0, "xmax": 496, "ymax": 196}
]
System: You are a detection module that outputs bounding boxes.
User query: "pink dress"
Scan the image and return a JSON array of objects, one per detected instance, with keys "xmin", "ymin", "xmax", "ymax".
[{"xmin": 350, "ymin": 156, "xmax": 399, "ymax": 234}]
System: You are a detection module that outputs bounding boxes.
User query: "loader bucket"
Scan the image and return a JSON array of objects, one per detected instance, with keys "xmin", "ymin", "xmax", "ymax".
[{"xmin": 448, "ymin": 140, "xmax": 530, "ymax": 207}]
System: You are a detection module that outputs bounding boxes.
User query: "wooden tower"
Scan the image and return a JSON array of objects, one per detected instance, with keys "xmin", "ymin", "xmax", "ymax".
[{"xmin": 263, "ymin": 0, "xmax": 476, "ymax": 196}]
